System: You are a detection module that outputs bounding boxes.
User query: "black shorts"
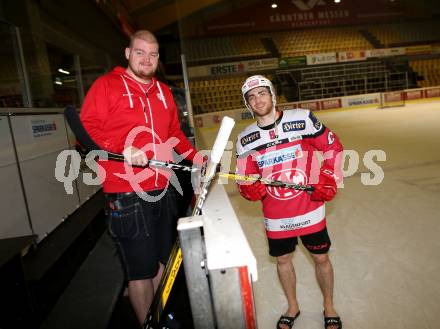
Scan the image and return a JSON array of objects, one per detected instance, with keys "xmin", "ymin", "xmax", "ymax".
[
  {"xmin": 268, "ymin": 227, "xmax": 331, "ymax": 257},
  {"xmin": 105, "ymin": 190, "xmax": 174, "ymax": 280}
]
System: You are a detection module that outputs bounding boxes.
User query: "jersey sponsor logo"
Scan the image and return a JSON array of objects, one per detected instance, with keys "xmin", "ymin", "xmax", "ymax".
[
  {"xmin": 266, "ymin": 168, "xmax": 308, "ymax": 200},
  {"xmin": 252, "ymin": 138, "xmax": 290, "ymax": 153},
  {"xmin": 256, "ymin": 145, "xmax": 303, "ymax": 168},
  {"xmin": 264, "ymin": 205, "xmax": 325, "ymax": 232},
  {"xmin": 289, "ymin": 135, "xmax": 302, "ymax": 142},
  {"xmin": 274, "ymin": 219, "xmax": 311, "ymax": 231},
  {"xmin": 282, "ymin": 120, "xmax": 306, "ymax": 132},
  {"xmin": 240, "ymin": 131, "xmax": 261, "ymax": 146}
]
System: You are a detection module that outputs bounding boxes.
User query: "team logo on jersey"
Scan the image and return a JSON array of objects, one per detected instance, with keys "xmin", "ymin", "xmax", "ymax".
[
  {"xmin": 269, "ymin": 130, "xmax": 277, "ymax": 140},
  {"xmin": 256, "ymin": 145, "xmax": 303, "ymax": 168},
  {"xmin": 266, "ymin": 168, "xmax": 307, "ymax": 200},
  {"xmin": 282, "ymin": 120, "xmax": 306, "ymax": 132},
  {"xmin": 240, "ymin": 131, "xmax": 261, "ymax": 146}
]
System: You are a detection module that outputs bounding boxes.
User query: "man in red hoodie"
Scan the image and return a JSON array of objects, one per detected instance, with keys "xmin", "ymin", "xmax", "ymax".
[{"xmin": 80, "ymin": 30, "xmax": 201, "ymax": 325}]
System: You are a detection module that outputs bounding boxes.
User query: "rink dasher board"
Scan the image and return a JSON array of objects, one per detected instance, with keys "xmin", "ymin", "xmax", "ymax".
[
  {"xmin": 178, "ymin": 183, "xmax": 257, "ymax": 329},
  {"xmin": 0, "ymin": 110, "xmax": 99, "ymax": 242}
]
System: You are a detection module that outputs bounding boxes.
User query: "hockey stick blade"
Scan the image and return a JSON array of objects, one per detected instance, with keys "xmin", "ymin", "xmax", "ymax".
[
  {"xmin": 64, "ymin": 105, "xmax": 198, "ymax": 172},
  {"xmin": 193, "ymin": 116, "xmax": 235, "ymax": 215},
  {"xmin": 143, "ymin": 241, "xmax": 182, "ymax": 328},
  {"xmin": 219, "ymin": 172, "xmax": 315, "ymax": 192}
]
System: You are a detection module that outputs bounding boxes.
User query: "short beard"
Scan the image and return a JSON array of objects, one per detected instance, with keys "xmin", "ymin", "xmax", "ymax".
[{"xmin": 128, "ymin": 62, "xmax": 154, "ymax": 81}]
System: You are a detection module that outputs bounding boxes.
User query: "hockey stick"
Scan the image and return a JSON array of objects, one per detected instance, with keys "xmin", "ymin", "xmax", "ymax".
[
  {"xmin": 64, "ymin": 105, "xmax": 198, "ymax": 172},
  {"xmin": 143, "ymin": 116, "xmax": 235, "ymax": 329},
  {"xmin": 64, "ymin": 106, "xmax": 316, "ymax": 190},
  {"xmin": 219, "ymin": 172, "xmax": 315, "ymax": 191}
]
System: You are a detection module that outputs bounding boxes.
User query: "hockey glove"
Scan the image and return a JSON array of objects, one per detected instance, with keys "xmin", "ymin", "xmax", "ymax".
[
  {"xmin": 238, "ymin": 180, "xmax": 267, "ymax": 201},
  {"xmin": 311, "ymin": 166, "xmax": 337, "ymax": 202}
]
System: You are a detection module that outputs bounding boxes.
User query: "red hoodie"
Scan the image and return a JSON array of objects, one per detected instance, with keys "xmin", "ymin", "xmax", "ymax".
[{"xmin": 80, "ymin": 67, "xmax": 197, "ymax": 193}]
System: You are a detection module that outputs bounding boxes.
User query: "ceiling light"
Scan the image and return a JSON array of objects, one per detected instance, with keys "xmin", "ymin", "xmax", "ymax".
[
  {"xmin": 58, "ymin": 68, "xmax": 70, "ymax": 75},
  {"xmin": 271, "ymin": 3, "xmax": 278, "ymax": 8}
]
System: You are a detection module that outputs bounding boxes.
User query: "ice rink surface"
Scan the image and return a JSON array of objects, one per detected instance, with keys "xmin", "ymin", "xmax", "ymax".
[{"xmin": 196, "ymin": 101, "xmax": 440, "ymax": 329}]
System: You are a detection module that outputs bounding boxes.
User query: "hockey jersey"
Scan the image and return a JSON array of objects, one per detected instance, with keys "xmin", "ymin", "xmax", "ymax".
[{"xmin": 236, "ymin": 109, "xmax": 343, "ymax": 239}]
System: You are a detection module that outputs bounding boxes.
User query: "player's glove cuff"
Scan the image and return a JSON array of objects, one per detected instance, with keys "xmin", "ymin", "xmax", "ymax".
[
  {"xmin": 310, "ymin": 167, "xmax": 337, "ymax": 202},
  {"xmin": 238, "ymin": 180, "xmax": 267, "ymax": 201}
]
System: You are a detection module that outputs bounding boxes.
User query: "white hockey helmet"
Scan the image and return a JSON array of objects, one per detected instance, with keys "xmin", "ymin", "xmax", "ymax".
[{"xmin": 241, "ymin": 75, "xmax": 277, "ymax": 116}]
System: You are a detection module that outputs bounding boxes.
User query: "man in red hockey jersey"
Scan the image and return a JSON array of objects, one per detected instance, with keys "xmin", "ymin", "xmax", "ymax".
[
  {"xmin": 80, "ymin": 30, "xmax": 202, "ymax": 325},
  {"xmin": 236, "ymin": 75, "xmax": 343, "ymax": 329}
]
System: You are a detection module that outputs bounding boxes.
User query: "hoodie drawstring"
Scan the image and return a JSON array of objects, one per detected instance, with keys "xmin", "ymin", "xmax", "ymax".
[
  {"xmin": 120, "ymin": 75, "xmax": 133, "ymax": 108},
  {"xmin": 156, "ymin": 82, "xmax": 168, "ymax": 109},
  {"xmin": 122, "ymin": 75, "xmax": 161, "ymax": 187}
]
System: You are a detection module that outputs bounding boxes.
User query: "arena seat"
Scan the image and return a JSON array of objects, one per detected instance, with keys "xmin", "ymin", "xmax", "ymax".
[
  {"xmin": 271, "ymin": 27, "xmax": 372, "ymax": 58},
  {"xmin": 366, "ymin": 20, "xmax": 440, "ymax": 47},
  {"xmin": 410, "ymin": 58, "xmax": 440, "ymax": 87},
  {"xmin": 179, "ymin": 34, "xmax": 270, "ymax": 63},
  {"xmin": 186, "ymin": 75, "xmax": 285, "ymax": 114}
]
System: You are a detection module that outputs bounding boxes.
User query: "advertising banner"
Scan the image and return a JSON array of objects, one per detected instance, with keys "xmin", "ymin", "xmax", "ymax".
[
  {"xmin": 0, "ymin": 117, "xmax": 31, "ymax": 239},
  {"xmin": 10, "ymin": 114, "xmax": 79, "ymax": 242},
  {"xmin": 405, "ymin": 45, "xmax": 432, "ymax": 56},
  {"xmin": 188, "ymin": 58, "xmax": 278, "ymax": 78},
  {"xmin": 321, "ymin": 98, "xmax": 342, "ymax": 110},
  {"xmin": 298, "ymin": 101, "xmax": 321, "ymax": 111},
  {"xmin": 306, "ymin": 52, "xmax": 337, "ymax": 66},
  {"xmin": 341, "ymin": 94, "xmax": 381, "ymax": 108},
  {"xmin": 247, "ymin": 58, "xmax": 279, "ymax": 71},
  {"xmin": 277, "ymin": 103, "xmax": 298, "ymax": 111},
  {"xmin": 195, "ymin": 117, "xmax": 204, "ymax": 128},
  {"xmin": 425, "ymin": 87, "xmax": 440, "ymax": 98},
  {"xmin": 405, "ymin": 90, "xmax": 423, "ymax": 101},
  {"xmin": 384, "ymin": 91, "xmax": 404, "ymax": 103},
  {"xmin": 204, "ymin": 0, "xmax": 417, "ymax": 34},
  {"xmin": 338, "ymin": 50, "xmax": 366, "ymax": 62},
  {"xmin": 279, "ymin": 56, "xmax": 307, "ymax": 68},
  {"xmin": 366, "ymin": 47, "xmax": 405, "ymax": 58}
]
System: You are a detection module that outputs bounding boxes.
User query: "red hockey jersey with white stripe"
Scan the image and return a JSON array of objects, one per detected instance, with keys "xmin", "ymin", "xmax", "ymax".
[{"xmin": 236, "ymin": 109, "xmax": 343, "ymax": 239}]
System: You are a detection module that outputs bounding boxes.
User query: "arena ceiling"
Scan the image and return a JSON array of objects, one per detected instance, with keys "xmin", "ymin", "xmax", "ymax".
[
  {"xmin": 119, "ymin": 0, "xmax": 253, "ymax": 33},
  {"xmin": 119, "ymin": 0, "xmax": 440, "ymax": 34}
]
